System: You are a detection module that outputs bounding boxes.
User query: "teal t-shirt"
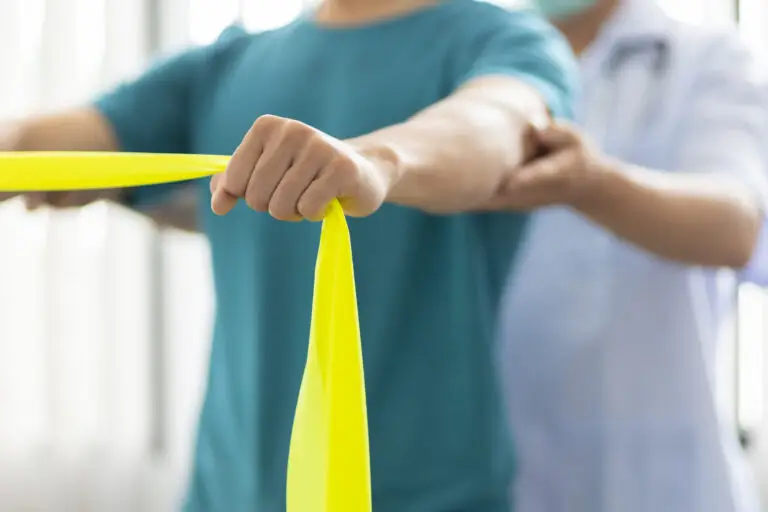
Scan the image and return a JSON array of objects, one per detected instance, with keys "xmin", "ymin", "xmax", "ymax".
[{"xmin": 96, "ymin": 1, "xmax": 576, "ymax": 510}]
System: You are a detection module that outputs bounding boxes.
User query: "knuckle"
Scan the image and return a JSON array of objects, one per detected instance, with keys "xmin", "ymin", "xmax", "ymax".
[
  {"xmin": 330, "ymin": 154, "xmax": 358, "ymax": 182},
  {"xmin": 305, "ymin": 135, "xmax": 332, "ymax": 158},
  {"xmin": 269, "ymin": 199, "xmax": 296, "ymax": 221},
  {"xmin": 244, "ymin": 190, "xmax": 269, "ymax": 212},
  {"xmin": 281, "ymin": 122, "xmax": 314, "ymax": 147},
  {"xmin": 252, "ymin": 114, "xmax": 281, "ymax": 132},
  {"xmin": 297, "ymin": 196, "xmax": 323, "ymax": 220}
]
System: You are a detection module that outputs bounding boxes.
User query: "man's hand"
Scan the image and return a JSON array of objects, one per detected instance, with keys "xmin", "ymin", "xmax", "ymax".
[
  {"xmin": 489, "ymin": 121, "xmax": 606, "ymax": 210},
  {"xmin": 210, "ymin": 115, "xmax": 396, "ymax": 221}
]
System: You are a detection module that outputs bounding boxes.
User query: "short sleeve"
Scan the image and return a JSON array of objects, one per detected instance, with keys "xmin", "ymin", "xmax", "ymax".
[
  {"xmin": 94, "ymin": 26, "xmax": 250, "ymax": 208},
  {"xmin": 452, "ymin": 6, "xmax": 579, "ymax": 120},
  {"xmin": 673, "ymin": 34, "xmax": 768, "ymax": 284}
]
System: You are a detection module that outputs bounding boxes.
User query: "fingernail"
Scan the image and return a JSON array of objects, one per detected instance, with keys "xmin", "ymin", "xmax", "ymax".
[{"xmin": 210, "ymin": 192, "xmax": 223, "ymax": 215}]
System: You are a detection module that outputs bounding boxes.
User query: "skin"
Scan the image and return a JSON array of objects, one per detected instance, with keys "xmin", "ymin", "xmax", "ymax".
[
  {"xmin": 211, "ymin": 77, "xmax": 544, "ymax": 220},
  {"xmin": 490, "ymin": 0, "xmax": 763, "ymax": 268}
]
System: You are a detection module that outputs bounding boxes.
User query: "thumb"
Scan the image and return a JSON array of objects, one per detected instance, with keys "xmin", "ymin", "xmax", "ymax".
[
  {"xmin": 209, "ymin": 174, "xmax": 221, "ymax": 194},
  {"xmin": 211, "ymin": 189, "xmax": 238, "ymax": 216},
  {"xmin": 210, "ymin": 175, "xmax": 238, "ymax": 216}
]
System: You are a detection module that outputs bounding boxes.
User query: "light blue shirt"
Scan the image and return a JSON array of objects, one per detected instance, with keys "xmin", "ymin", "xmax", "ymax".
[
  {"xmin": 500, "ymin": 1, "xmax": 768, "ymax": 511},
  {"xmin": 95, "ymin": 2, "xmax": 577, "ymax": 511}
]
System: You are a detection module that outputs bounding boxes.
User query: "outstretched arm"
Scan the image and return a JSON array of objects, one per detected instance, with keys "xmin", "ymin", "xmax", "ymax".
[
  {"xmin": 0, "ymin": 109, "xmax": 122, "ymax": 205},
  {"xmin": 351, "ymin": 76, "xmax": 548, "ymax": 213},
  {"xmin": 210, "ymin": 9, "xmax": 576, "ymax": 218}
]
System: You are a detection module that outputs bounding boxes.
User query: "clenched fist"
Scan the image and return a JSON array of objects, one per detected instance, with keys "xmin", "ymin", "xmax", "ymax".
[{"xmin": 210, "ymin": 115, "xmax": 396, "ymax": 221}]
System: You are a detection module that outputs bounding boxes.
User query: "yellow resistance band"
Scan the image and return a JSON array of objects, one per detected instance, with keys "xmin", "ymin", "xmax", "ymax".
[{"xmin": 0, "ymin": 151, "xmax": 372, "ymax": 512}]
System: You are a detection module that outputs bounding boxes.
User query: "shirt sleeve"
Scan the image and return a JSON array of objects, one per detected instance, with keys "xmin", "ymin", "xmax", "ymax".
[
  {"xmin": 674, "ymin": 34, "xmax": 768, "ymax": 284},
  {"xmin": 452, "ymin": 6, "xmax": 579, "ymax": 120},
  {"xmin": 93, "ymin": 26, "xmax": 249, "ymax": 208}
]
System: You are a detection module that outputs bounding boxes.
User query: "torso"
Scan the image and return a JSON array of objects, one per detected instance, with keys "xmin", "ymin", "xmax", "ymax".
[
  {"xmin": 183, "ymin": 5, "xmax": 533, "ymax": 511},
  {"xmin": 501, "ymin": 5, "xmax": 759, "ymax": 511}
]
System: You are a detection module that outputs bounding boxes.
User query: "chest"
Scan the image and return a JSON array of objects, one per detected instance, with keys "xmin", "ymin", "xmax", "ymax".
[
  {"xmin": 187, "ymin": 30, "xmax": 465, "ymax": 265},
  {"xmin": 190, "ymin": 34, "xmax": 452, "ymax": 156}
]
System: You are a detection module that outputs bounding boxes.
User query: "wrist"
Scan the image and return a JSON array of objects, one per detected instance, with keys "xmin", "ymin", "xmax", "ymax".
[
  {"xmin": 568, "ymin": 157, "xmax": 625, "ymax": 215},
  {"xmin": 351, "ymin": 139, "xmax": 404, "ymax": 199}
]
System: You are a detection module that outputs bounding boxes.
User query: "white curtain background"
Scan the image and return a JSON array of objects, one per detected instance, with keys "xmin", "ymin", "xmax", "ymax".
[{"xmin": 0, "ymin": 0, "xmax": 308, "ymax": 511}]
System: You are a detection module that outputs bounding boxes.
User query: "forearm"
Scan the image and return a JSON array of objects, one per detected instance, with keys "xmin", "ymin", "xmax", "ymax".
[
  {"xmin": 1, "ymin": 109, "xmax": 123, "ymax": 202},
  {"xmin": 2, "ymin": 109, "xmax": 120, "ymax": 152},
  {"xmin": 575, "ymin": 161, "xmax": 763, "ymax": 268},
  {"xmin": 1, "ymin": 109, "xmax": 199, "ymax": 231},
  {"xmin": 349, "ymin": 77, "xmax": 548, "ymax": 213}
]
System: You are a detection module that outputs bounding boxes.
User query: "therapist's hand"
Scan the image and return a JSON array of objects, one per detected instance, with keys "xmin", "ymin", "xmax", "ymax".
[
  {"xmin": 210, "ymin": 115, "xmax": 394, "ymax": 221},
  {"xmin": 488, "ymin": 121, "xmax": 607, "ymax": 210}
]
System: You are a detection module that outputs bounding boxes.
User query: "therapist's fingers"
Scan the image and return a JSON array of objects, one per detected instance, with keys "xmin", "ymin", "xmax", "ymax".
[
  {"xmin": 484, "ymin": 150, "xmax": 573, "ymax": 211},
  {"xmin": 500, "ymin": 149, "xmax": 586, "ymax": 209},
  {"xmin": 536, "ymin": 122, "xmax": 581, "ymax": 151},
  {"xmin": 506, "ymin": 149, "xmax": 576, "ymax": 189}
]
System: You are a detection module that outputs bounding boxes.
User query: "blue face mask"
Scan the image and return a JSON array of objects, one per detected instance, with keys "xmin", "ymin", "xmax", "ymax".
[{"xmin": 532, "ymin": 0, "xmax": 598, "ymax": 19}]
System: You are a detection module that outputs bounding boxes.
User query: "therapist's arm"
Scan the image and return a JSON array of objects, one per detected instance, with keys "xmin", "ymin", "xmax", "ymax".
[
  {"xmin": 578, "ymin": 156, "xmax": 761, "ymax": 268},
  {"xmin": 493, "ymin": 123, "xmax": 763, "ymax": 268},
  {"xmin": 492, "ymin": 121, "xmax": 763, "ymax": 268},
  {"xmin": 493, "ymin": 36, "xmax": 767, "ymax": 269}
]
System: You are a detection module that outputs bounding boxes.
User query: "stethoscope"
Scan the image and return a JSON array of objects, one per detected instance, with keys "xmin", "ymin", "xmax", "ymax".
[
  {"xmin": 605, "ymin": 37, "xmax": 669, "ymax": 77},
  {"xmin": 584, "ymin": 36, "xmax": 670, "ymax": 158}
]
